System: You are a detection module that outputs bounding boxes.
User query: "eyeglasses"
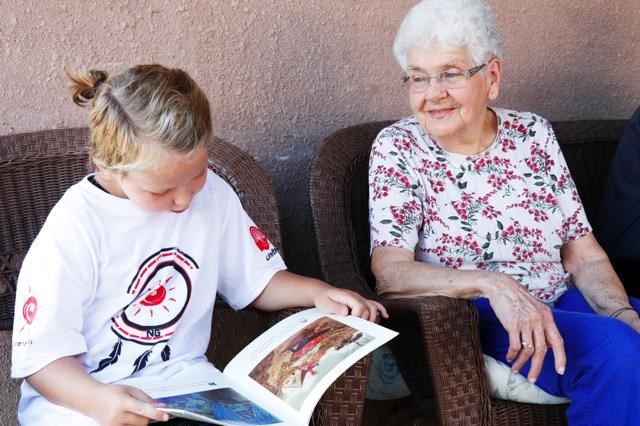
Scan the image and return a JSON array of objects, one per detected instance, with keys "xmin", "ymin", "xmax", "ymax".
[{"xmin": 402, "ymin": 63, "xmax": 486, "ymax": 93}]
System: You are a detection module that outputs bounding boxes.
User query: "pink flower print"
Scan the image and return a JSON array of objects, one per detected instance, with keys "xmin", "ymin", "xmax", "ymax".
[
  {"xmin": 487, "ymin": 173, "xmax": 508, "ymax": 189},
  {"xmin": 445, "ymin": 170, "xmax": 456, "ymax": 183},
  {"xmin": 372, "ymin": 184, "xmax": 389, "ymax": 201},
  {"xmin": 513, "ymin": 245, "xmax": 534, "ymax": 261},
  {"xmin": 501, "ymin": 137, "xmax": 516, "ymax": 152},
  {"xmin": 555, "ymin": 172, "xmax": 570, "ymax": 192},
  {"xmin": 508, "ymin": 188, "xmax": 557, "ymax": 223},
  {"xmin": 524, "ymin": 145, "xmax": 549, "ymax": 174},
  {"xmin": 525, "ymin": 157, "xmax": 540, "ymax": 174},
  {"xmin": 392, "ymin": 137, "xmax": 411, "ymax": 152},
  {"xmin": 451, "ymin": 201, "xmax": 469, "ymax": 221},
  {"xmin": 562, "ymin": 210, "xmax": 589, "ymax": 241},
  {"xmin": 385, "ymin": 166, "xmax": 395, "ymax": 178},
  {"xmin": 481, "ymin": 205, "xmax": 499, "ymax": 220},
  {"xmin": 473, "ymin": 157, "xmax": 488, "ymax": 171},
  {"xmin": 433, "ymin": 180, "xmax": 445, "ymax": 193},
  {"xmin": 501, "ymin": 224, "xmax": 515, "ymax": 238}
]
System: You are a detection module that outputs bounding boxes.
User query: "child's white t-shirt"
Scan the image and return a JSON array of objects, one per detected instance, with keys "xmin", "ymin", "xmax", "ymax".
[{"xmin": 11, "ymin": 170, "xmax": 286, "ymax": 425}]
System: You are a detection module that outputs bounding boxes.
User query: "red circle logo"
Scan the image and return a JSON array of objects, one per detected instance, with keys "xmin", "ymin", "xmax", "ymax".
[
  {"xmin": 22, "ymin": 296, "xmax": 38, "ymax": 325},
  {"xmin": 112, "ymin": 247, "xmax": 195, "ymax": 344},
  {"xmin": 250, "ymin": 226, "xmax": 270, "ymax": 251},
  {"xmin": 140, "ymin": 286, "xmax": 167, "ymax": 306}
]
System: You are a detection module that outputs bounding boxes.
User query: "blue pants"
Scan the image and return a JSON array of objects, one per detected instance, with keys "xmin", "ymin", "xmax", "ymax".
[{"xmin": 474, "ymin": 288, "xmax": 640, "ymax": 426}]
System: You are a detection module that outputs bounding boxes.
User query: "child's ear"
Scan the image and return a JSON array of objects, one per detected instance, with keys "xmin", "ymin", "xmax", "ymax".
[{"xmin": 96, "ymin": 167, "xmax": 118, "ymax": 183}]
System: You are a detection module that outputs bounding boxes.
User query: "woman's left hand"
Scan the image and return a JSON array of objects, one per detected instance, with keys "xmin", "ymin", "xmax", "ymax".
[{"xmin": 313, "ymin": 288, "xmax": 389, "ymax": 323}]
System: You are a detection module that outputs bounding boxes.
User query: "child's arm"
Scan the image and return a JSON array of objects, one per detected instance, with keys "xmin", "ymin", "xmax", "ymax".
[
  {"xmin": 26, "ymin": 356, "xmax": 169, "ymax": 425},
  {"xmin": 251, "ymin": 270, "xmax": 388, "ymax": 322}
]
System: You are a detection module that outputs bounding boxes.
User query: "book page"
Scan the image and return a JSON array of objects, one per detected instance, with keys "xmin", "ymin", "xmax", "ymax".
[
  {"xmin": 144, "ymin": 370, "xmax": 299, "ymax": 425},
  {"xmin": 224, "ymin": 309, "xmax": 398, "ymax": 423}
]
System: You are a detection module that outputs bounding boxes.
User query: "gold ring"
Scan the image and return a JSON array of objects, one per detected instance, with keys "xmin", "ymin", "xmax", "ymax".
[{"xmin": 521, "ymin": 340, "xmax": 533, "ymax": 349}]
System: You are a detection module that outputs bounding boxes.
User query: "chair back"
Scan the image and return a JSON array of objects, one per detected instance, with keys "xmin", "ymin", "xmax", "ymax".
[
  {"xmin": 309, "ymin": 119, "xmax": 626, "ymax": 293},
  {"xmin": 0, "ymin": 129, "xmax": 91, "ymax": 329},
  {"xmin": 552, "ymin": 120, "xmax": 626, "ymax": 227},
  {"xmin": 309, "ymin": 121, "xmax": 394, "ymax": 292}
]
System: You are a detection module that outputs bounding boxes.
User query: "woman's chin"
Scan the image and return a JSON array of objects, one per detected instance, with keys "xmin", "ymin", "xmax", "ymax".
[{"xmin": 419, "ymin": 118, "xmax": 459, "ymax": 141}]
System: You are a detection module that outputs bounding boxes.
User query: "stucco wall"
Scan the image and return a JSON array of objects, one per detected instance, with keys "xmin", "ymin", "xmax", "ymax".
[{"xmin": 1, "ymin": 0, "xmax": 639, "ymax": 279}]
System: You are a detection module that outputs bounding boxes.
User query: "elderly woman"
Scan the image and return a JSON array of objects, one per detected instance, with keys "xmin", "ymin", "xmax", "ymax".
[{"xmin": 368, "ymin": 0, "xmax": 640, "ymax": 424}]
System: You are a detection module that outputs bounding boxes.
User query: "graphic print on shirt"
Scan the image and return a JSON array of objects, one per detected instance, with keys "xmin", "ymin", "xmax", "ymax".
[
  {"xmin": 91, "ymin": 247, "xmax": 198, "ymax": 375},
  {"xmin": 250, "ymin": 225, "xmax": 279, "ymax": 261},
  {"xmin": 250, "ymin": 226, "xmax": 270, "ymax": 251},
  {"xmin": 13, "ymin": 286, "xmax": 40, "ymax": 348}
]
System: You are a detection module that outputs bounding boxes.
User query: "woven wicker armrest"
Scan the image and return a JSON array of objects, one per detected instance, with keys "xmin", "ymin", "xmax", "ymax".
[{"xmin": 383, "ymin": 296, "xmax": 490, "ymax": 425}]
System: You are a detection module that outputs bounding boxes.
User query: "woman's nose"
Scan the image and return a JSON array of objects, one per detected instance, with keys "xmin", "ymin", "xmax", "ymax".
[{"xmin": 424, "ymin": 78, "xmax": 447, "ymax": 101}]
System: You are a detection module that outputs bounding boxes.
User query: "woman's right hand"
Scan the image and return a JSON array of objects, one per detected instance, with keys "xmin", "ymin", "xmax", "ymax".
[
  {"xmin": 90, "ymin": 383, "xmax": 169, "ymax": 426},
  {"xmin": 483, "ymin": 271, "xmax": 566, "ymax": 383}
]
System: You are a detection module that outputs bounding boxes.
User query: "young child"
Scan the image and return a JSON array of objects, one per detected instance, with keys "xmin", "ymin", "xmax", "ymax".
[{"xmin": 11, "ymin": 64, "xmax": 387, "ymax": 425}]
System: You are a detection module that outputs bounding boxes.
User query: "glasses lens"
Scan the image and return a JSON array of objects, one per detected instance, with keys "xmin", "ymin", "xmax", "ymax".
[
  {"xmin": 439, "ymin": 72, "xmax": 466, "ymax": 89},
  {"xmin": 405, "ymin": 75, "xmax": 430, "ymax": 93}
]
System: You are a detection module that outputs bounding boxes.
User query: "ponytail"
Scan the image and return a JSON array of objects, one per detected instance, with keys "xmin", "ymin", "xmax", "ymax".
[{"xmin": 67, "ymin": 69, "xmax": 109, "ymax": 106}]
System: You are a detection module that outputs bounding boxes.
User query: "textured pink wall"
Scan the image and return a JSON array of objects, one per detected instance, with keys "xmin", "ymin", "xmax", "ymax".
[{"xmin": 1, "ymin": 0, "xmax": 639, "ymax": 276}]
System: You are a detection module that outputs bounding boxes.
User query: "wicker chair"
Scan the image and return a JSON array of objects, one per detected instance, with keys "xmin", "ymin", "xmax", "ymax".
[
  {"xmin": 0, "ymin": 128, "xmax": 370, "ymax": 426},
  {"xmin": 309, "ymin": 119, "xmax": 626, "ymax": 425}
]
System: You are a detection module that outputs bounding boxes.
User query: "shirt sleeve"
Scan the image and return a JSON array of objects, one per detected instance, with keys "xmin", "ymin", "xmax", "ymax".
[
  {"xmin": 368, "ymin": 124, "xmax": 424, "ymax": 253},
  {"xmin": 541, "ymin": 119, "xmax": 593, "ymax": 242},
  {"xmin": 11, "ymin": 204, "xmax": 95, "ymax": 378},
  {"xmin": 214, "ymin": 181, "xmax": 286, "ymax": 310}
]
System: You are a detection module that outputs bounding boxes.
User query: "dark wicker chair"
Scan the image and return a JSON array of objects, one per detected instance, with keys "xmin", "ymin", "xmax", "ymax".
[
  {"xmin": 309, "ymin": 119, "xmax": 626, "ymax": 425},
  {"xmin": 0, "ymin": 128, "xmax": 370, "ymax": 426}
]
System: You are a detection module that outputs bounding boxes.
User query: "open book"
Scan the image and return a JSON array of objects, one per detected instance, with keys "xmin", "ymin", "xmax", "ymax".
[{"xmin": 144, "ymin": 308, "xmax": 397, "ymax": 425}]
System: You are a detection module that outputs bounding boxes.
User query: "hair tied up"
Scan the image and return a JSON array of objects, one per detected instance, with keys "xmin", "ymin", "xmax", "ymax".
[
  {"xmin": 92, "ymin": 70, "xmax": 108, "ymax": 89},
  {"xmin": 67, "ymin": 68, "xmax": 109, "ymax": 106}
]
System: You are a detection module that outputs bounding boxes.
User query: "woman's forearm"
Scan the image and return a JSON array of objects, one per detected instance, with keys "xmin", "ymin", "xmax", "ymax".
[
  {"xmin": 561, "ymin": 234, "xmax": 636, "ymax": 317},
  {"xmin": 571, "ymin": 258, "xmax": 634, "ymax": 315},
  {"xmin": 371, "ymin": 248, "xmax": 503, "ymax": 299}
]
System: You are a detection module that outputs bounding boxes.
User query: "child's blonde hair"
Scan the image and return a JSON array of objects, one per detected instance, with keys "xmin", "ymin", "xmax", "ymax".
[{"xmin": 67, "ymin": 64, "xmax": 212, "ymax": 173}]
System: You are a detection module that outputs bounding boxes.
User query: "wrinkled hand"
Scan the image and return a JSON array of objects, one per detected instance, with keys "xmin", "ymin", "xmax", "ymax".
[
  {"xmin": 313, "ymin": 287, "xmax": 388, "ymax": 323},
  {"xmin": 90, "ymin": 384, "xmax": 168, "ymax": 426},
  {"xmin": 485, "ymin": 272, "xmax": 565, "ymax": 383}
]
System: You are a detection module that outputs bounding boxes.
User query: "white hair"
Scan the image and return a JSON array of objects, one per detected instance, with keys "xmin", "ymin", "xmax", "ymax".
[{"xmin": 393, "ymin": 0, "xmax": 504, "ymax": 70}]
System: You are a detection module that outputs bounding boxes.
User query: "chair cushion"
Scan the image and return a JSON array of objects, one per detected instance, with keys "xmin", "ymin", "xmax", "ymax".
[
  {"xmin": 482, "ymin": 354, "xmax": 569, "ymax": 404},
  {"xmin": 365, "ymin": 345, "xmax": 410, "ymax": 400},
  {"xmin": 366, "ymin": 346, "xmax": 569, "ymax": 404}
]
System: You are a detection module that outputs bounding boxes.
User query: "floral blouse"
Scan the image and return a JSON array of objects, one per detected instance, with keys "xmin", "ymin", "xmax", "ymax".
[{"xmin": 368, "ymin": 108, "xmax": 591, "ymax": 303}]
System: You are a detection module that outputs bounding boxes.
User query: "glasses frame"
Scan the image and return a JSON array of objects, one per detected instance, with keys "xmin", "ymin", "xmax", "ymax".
[{"xmin": 402, "ymin": 63, "xmax": 487, "ymax": 93}]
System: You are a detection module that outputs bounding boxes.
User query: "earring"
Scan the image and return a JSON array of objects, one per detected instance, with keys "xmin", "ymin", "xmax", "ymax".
[{"xmin": 491, "ymin": 92, "xmax": 496, "ymax": 98}]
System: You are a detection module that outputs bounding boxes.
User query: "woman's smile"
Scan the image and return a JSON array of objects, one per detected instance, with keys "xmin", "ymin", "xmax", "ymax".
[{"xmin": 427, "ymin": 106, "xmax": 456, "ymax": 119}]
